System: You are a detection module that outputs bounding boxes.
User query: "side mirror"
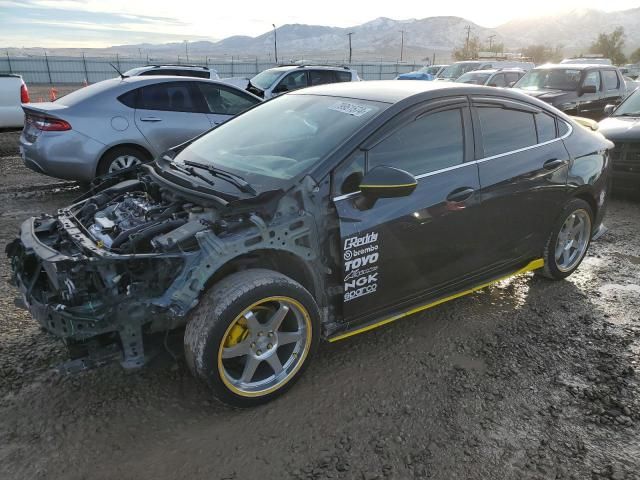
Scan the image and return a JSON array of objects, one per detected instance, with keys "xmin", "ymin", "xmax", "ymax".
[
  {"xmin": 580, "ymin": 84, "xmax": 597, "ymax": 96},
  {"xmin": 272, "ymin": 83, "xmax": 289, "ymax": 94},
  {"xmin": 603, "ymin": 104, "xmax": 616, "ymax": 116},
  {"xmin": 507, "ymin": 81, "xmax": 517, "ymax": 88},
  {"xmin": 357, "ymin": 165, "xmax": 417, "ymax": 209}
]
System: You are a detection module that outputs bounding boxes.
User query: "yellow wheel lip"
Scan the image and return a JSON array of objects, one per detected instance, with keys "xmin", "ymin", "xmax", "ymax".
[{"xmin": 217, "ymin": 296, "xmax": 313, "ymax": 398}]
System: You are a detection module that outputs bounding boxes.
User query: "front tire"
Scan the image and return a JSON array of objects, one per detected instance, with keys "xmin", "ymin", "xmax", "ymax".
[
  {"xmin": 537, "ymin": 198, "xmax": 593, "ymax": 280},
  {"xmin": 184, "ymin": 269, "xmax": 320, "ymax": 407}
]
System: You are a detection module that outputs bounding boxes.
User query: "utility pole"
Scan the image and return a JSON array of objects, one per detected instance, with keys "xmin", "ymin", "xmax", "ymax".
[
  {"xmin": 464, "ymin": 25, "xmax": 471, "ymax": 51},
  {"xmin": 487, "ymin": 34, "xmax": 496, "ymax": 53},
  {"xmin": 272, "ymin": 24, "xmax": 278, "ymax": 64},
  {"xmin": 399, "ymin": 30, "xmax": 406, "ymax": 62},
  {"xmin": 347, "ymin": 32, "xmax": 354, "ymax": 63},
  {"xmin": 184, "ymin": 40, "xmax": 189, "ymax": 62}
]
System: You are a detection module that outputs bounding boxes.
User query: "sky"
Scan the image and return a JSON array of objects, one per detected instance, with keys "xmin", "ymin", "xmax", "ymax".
[{"xmin": 1, "ymin": 0, "xmax": 639, "ymax": 48}]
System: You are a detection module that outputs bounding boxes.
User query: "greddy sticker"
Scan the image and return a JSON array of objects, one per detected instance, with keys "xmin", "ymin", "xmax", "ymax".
[
  {"xmin": 329, "ymin": 101, "xmax": 373, "ymax": 117},
  {"xmin": 343, "ymin": 231, "xmax": 381, "ymax": 302}
]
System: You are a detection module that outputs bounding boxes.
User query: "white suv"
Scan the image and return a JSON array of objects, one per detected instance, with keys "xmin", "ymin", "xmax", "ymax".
[
  {"xmin": 123, "ymin": 65, "xmax": 220, "ymax": 80},
  {"xmin": 247, "ymin": 65, "xmax": 360, "ymax": 99}
]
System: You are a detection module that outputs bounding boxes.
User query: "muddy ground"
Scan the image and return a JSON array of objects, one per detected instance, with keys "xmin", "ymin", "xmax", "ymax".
[{"xmin": 0, "ymin": 130, "xmax": 639, "ymax": 480}]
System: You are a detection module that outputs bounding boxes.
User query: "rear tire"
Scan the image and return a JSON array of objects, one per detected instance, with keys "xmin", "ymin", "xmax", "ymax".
[
  {"xmin": 184, "ymin": 269, "xmax": 320, "ymax": 408},
  {"xmin": 537, "ymin": 198, "xmax": 593, "ymax": 280},
  {"xmin": 97, "ymin": 146, "xmax": 149, "ymax": 176}
]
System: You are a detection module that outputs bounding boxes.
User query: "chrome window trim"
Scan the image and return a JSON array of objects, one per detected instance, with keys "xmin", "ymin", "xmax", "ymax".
[{"xmin": 332, "ymin": 120, "xmax": 573, "ymax": 203}]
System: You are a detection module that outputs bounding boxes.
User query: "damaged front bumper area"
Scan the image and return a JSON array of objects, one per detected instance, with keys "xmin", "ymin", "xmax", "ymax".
[{"xmin": 6, "ymin": 214, "xmax": 184, "ymax": 369}]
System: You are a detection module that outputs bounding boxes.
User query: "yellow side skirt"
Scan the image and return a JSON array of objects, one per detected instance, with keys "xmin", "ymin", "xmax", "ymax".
[{"xmin": 328, "ymin": 258, "xmax": 545, "ymax": 343}]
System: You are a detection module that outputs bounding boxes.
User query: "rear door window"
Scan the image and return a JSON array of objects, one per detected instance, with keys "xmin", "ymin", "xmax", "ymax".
[
  {"xmin": 535, "ymin": 112, "xmax": 557, "ymax": 143},
  {"xmin": 138, "ymin": 82, "xmax": 201, "ymax": 112},
  {"xmin": 477, "ymin": 106, "xmax": 537, "ymax": 157},
  {"xmin": 309, "ymin": 70, "xmax": 336, "ymax": 86},
  {"xmin": 602, "ymin": 70, "xmax": 620, "ymax": 90}
]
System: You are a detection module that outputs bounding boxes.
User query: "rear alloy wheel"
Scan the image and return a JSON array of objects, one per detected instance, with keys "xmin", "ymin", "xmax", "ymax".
[
  {"xmin": 184, "ymin": 269, "xmax": 320, "ymax": 407},
  {"xmin": 97, "ymin": 146, "xmax": 148, "ymax": 176},
  {"xmin": 538, "ymin": 198, "xmax": 593, "ymax": 280}
]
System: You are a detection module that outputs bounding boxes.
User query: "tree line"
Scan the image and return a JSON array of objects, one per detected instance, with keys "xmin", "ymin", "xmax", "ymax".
[{"xmin": 452, "ymin": 27, "xmax": 640, "ymax": 65}]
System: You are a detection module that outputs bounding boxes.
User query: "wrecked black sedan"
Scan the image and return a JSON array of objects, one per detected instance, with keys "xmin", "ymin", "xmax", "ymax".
[{"xmin": 7, "ymin": 81, "xmax": 613, "ymax": 407}]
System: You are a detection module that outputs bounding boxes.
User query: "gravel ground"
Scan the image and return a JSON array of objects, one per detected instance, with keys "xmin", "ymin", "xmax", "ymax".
[{"xmin": 0, "ymin": 138, "xmax": 639, "ymax": 479}]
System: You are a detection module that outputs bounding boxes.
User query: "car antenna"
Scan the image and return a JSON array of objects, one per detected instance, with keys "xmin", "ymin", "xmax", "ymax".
[{"xmin": 109, "ymin": 63, "xmax": 127, "ymax": 79}]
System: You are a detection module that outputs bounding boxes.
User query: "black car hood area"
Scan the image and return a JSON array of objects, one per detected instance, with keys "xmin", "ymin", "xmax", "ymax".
[
  {"xmin": 598, "ymin": 116, "xmax": 640, "ymax": 141},
  {"xmin": 513, "ymin": 88, "xmax": 573, "ymax": 104}
]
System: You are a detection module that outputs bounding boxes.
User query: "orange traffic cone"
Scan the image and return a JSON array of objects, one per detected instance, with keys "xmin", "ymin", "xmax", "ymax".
[
  {"xmin": 49, "ymin": 87, "xmax": 58, "ymax": 101},
  {"xmin": 83, "ymin": 78, "xmax": 88, "ymax": 87}
]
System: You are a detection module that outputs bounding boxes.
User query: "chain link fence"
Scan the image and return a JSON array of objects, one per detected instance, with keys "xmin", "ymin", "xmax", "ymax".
[{"xmin": 0, "ymin": 54, "xmax": 423, "ymax": 84}]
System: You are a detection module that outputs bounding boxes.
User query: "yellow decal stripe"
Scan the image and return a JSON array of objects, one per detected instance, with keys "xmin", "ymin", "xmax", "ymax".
[{"xmin": 329, "ymin": 258, "xmax": 544, "ymax": 343}]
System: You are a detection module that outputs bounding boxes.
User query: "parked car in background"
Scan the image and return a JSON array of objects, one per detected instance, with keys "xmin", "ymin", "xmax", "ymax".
[
  {"xmin": 455, "ymin": 68, "xmax": 525, "ymax": 87},
  {"xmin": 396, "ymin": 65, "xmax": 448, "ymax": 80},
  {"xmin": 0, "ymin": 74, "xmax": 29, "ymax": 129},
  {"xmin": 619, "ymin": 64, "xmax": 640, "ymax": 80},
  {"xmin": 561, "ymin": 57, "xmax": 612, "ymax": 66},
  {"xmin": 436, "ymin": 60, "xmax": 533, "ymax": 82},
  {"xmin": 123, "ymin": 64, "xmax": 220, "ymax": 80},
  {"xmin": 246, "ymin": 65, "xmax": 360, "ymax": 99},
  {"xmin": 19, "ymin": 76, "xmax": 261, "ymax": 181},
  {"xmin": 599, "ymin": 88, "xmax": 640, "ymax": 192},
  {"xmin": 513, "ymin": 64, "xmax": 627, "ymax": 119},
  {"xmin": 8, "ymin": 81, "xmax": 612, "ymax": 407}
]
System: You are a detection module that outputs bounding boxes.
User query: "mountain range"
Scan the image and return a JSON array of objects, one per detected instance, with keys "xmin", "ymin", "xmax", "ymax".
[{"xmin": 8, "ymin": 8, "xmax": 640, "ymax": 62}]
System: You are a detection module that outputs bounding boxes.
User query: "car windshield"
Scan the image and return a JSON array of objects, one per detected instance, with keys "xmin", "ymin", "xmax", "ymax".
[
  {"xmin": 515, "ymin": 68, "xmax": 581, "ymax": 91},
  {"xmin": 419, "ymin": 66, "xmax": 439, "ymax": 75},
  {"xmin": 456, "ymin": 72, "xmax": 492, "ymax": 84},
  {"xmin": 173, "ymin": 94, "xmax": 387, "ymax": 183},
  {"xmin": 250, "ymin": 70, "xmax": 283, "ymax": 90},
  {"xmin": 612, "ymin": 89, "xmax": 640, "ymax": 116},
  {"xmin": 438, "ymin": 63, "xmax": 479, "ymax": 79}
]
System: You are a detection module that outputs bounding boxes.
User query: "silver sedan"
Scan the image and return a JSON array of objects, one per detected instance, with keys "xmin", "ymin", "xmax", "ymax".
[{"xmin": 19, "ymin": 76, "xmax": 262, "ymax": 181}]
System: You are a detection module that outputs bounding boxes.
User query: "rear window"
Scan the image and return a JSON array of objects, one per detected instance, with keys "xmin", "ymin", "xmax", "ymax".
[
  {"xmin": 55, "ymin": 78, "xmax": 122, "ymax": 106},
  {"xmin": 535, "ymin": 112, "xmax": 556, "ymax": 143}
]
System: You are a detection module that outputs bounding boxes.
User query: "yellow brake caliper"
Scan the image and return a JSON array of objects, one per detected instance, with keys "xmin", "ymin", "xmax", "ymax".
[{"xmin": 224, "ymin": 318, "xmax": 249, "ymax": 347}]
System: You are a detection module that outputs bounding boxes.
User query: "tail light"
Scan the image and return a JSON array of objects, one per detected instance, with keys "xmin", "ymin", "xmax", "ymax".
[
  {"xmin": 20, "ymin": 81, "xmax": 30, "ymax": 104},
  {"xmin": 26, "ymin": 114, "xmax": 71, "ymax": 131}
]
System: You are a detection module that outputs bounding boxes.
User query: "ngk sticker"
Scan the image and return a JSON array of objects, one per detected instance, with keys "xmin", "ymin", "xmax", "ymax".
[{"xmin": 343, "ymin": 231, "xmax": 381, "ymax": 302}]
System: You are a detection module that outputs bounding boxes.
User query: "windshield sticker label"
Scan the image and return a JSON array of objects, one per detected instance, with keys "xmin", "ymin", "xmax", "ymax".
[
  {"xmin": 343, "ymin": 231, "xmax": 380, "ymax": 302},
  {"xmin": 329, "ymin": 101, "xmax": 373, "ymax": 117}
]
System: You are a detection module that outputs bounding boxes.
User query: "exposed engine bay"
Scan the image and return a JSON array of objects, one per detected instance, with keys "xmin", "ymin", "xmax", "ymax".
[{"xmin": 6, "ymin": 172, "xmax": 326, "ymax": 370}]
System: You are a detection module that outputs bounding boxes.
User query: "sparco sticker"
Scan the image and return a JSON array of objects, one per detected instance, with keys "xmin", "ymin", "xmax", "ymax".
[{"xmin": 343, "ymin": 231, "xmax": 380, "ymax": 302}]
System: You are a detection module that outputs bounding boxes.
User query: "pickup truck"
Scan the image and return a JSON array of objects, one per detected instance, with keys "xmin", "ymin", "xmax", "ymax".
[{"xmin": 0, "ymin": 74, "xmax": 29, "ymax": 128}]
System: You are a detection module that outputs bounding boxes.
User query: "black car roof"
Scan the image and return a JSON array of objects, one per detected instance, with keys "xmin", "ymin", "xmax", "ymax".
[{"xmin": 290, "ymin": 80, "xmax": 543, "ymax": 105}]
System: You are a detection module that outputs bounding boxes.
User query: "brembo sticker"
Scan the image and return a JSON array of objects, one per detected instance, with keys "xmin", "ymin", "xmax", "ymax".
[{"xmin": 343, "ymin": 231, "xmax": 380, "ymax": 302}]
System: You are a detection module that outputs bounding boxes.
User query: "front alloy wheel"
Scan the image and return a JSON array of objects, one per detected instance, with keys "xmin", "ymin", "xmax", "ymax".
[{"xmin": 184, "ymin": 269, "xmax": 320, "ymax": 407}]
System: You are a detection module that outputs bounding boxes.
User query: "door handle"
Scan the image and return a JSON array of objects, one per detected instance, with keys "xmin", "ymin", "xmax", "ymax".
[
  {"xmin": 446, "ymin": 187, "xmax": 475, "ymax": 202},
  {"xmin": 140, "ymin": 117, "xmax": 162, "ymax": 122},
  {"xmin": 543, "ymin": 158, "xmax": 566, "ymax": 170}
]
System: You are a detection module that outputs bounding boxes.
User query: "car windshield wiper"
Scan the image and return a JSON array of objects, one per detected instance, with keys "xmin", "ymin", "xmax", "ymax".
[
  {"xmin": 169, "ymin": 162, "xmax": 216, "ymax": 187},
  {"xmin": 182, "ymin": 160, "xmax": 257, "ymax": 195},
  {"xmin": 616, "ymin": 112, "xmax": 640, "ymax": 117}
]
